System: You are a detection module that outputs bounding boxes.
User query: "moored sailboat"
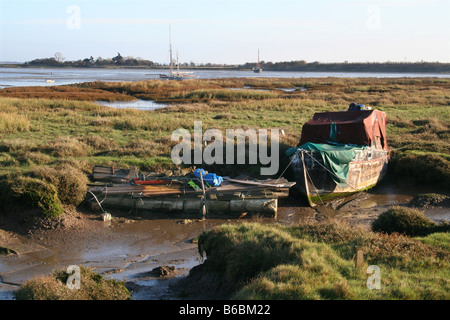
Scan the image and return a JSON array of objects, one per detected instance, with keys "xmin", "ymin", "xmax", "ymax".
[
  {"xmin": 253, "ymin": 49, "xmax": 263, "ymax": 73},
  {"xmin": 159, "ymin": 25, "xmax": 196, "ymax": 81}
]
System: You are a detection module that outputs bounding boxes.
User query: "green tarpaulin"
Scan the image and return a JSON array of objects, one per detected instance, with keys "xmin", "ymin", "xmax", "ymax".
[{"xmin": 286, "ymin": 142, "xmax": 367, "ymax": 188}]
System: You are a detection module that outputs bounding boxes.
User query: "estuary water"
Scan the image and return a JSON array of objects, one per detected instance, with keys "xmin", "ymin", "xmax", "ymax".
[{"xmin": 1, "ymin": 66, "xmax": 449, "ymax": 89}]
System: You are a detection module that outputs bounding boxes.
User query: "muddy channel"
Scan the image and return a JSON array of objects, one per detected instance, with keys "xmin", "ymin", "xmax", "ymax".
[{"xmin": 0, "ymin": 179, "xmax": 448, "ymax": 300}]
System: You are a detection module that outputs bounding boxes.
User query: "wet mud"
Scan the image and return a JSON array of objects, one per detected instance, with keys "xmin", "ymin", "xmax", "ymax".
[{"xmin": 0, "ymin": 180, "xmax": 448, "ymax": 300}]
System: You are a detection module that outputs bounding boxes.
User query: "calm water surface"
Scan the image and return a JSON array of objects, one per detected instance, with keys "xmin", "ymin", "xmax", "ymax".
[
  {"xmin": 96, "ymin": 99, "xmax": 167, "ymax": 110},
  {"xmin": 1, "ymin": 67, "xmax": 449, "ymax": 89}
]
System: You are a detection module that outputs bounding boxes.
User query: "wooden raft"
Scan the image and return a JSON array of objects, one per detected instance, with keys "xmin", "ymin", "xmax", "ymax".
[{"xmin": 87, "ymin": 166, "xmax": 295, "ymax": 217}]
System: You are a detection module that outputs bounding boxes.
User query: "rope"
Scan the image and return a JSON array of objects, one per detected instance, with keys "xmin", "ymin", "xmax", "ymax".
[
  {"xmin": 301, "ymin": 152, "xmax": 325, "ymax": 205},
  {"xmin": 275, "ymin": 149, "xmax": 299, "ymax": 183},
  {"xmin": 87, "ymin": 190, "xmax": 107, "ymax": 213},
  {"xmin": 302, "ymin": 150, "xmax": 360, "ymax": 192},
  {"xmin": 388, "ymin": 143, "xmax": 416, "ymax": 151},
  {"xmin": 100, "ymin": 185, "xmax": 108, "ymax": 204}
]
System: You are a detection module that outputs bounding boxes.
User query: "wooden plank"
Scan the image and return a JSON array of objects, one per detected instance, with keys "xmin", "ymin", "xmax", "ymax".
[
  {"xmin": 223, "ymin": 177, "xmax": 294, "ymax": 188},
  {"xmin": 93, "ymin": 166, "xmax": 114, "ymax": 174}
]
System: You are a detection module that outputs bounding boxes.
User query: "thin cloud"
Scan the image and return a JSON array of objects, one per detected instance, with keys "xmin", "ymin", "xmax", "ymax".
[
  {"xmin": 1, "ymin": 18, "xmax": 211, "ymax": 26},
  {"xmin": 343, "ymin": 0, "xmax": 442, "ymax": 7},
  {"xmin": 1, "ymin": 19, "xmax": 65, "ymax": 25},
  {"xmin": 245, "ymin": 18, "xmax": 327, "ymax": 28},
  {"xmin": 376, "ymin": 0, "xmax": 442, "ymax": 7},
  {"xmin": 83, "ymin": 18, "xmax": 211, "ymax": 25}
]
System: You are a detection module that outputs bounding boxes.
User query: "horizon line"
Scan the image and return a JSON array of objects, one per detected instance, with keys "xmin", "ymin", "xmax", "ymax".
[{"xmin": 3, "ymin": 58, "xmax": 450, "ymax": 65}]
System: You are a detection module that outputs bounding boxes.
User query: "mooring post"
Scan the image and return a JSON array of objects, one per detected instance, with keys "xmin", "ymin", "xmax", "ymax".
[
  {"xmin": 356, "ymin": 247, "xmax": 364, "ymax": 268},
  {"xmin": 199, "ymin": 172, "xmax": 207, "ymax": 220}
]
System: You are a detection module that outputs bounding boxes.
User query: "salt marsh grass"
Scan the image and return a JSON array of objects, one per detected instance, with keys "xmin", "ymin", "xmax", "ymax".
[
  {"xmin": 0, "ymin": 77, "xmax": 448, "ymax": 300},
  {"xmin": 0, "ymin": 77, "xmax": 448, "ymax": 216},
  {"xmin": 0, "ymin": 112, "xmax": 31, "ymax": 133}
]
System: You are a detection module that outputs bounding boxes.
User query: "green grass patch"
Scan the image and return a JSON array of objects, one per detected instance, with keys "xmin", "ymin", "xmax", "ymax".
[
  {"xmin": 9, "ymin": 176, "xmax": 64, "ymax": 218},
  {"xmin": 371, "ymin": 206, "xmax": 449, "ymax": 237},
  {"xmin": 416, "ymin": 233, "xmax": 450, "ymax": 251},
  {"xmin": 410, "ymin": 193, "xmax": 449, "ymax": 208},
  {"xmin": 197, "ymin": 221, "xmax": 449, "ymax": 300}
]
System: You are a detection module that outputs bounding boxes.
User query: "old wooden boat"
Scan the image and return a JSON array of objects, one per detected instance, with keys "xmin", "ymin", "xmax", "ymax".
[
  {"xmin": 286, "ymin": 107, "xmax": 389, "ymax": 206},
  {"xmin": 87, "ymin": 166, "xmax": 295, "ymax": 217}
]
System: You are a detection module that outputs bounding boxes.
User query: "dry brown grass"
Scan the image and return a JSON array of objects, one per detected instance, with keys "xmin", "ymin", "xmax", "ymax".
[
  {"xmin": 79, "ymin": 135, "xmax": 119, "ymax": 151},
  {"xmin": 15, "ymin": 266, "xmax": 130, "ymax": 300},
  {"xmin": 0, "ymin": 112, "xmax": 31, "ymax": 133},
  {"xmin": 17, "ymin": 151, "xmax": 53, "ymax": 165},
  {"xmin": 47, "ymin": 136, "xmax": 90, "ymax": 158},
  {"xmin": 0, "ymin": 138, "xmax": 38, "ymax": 153}
]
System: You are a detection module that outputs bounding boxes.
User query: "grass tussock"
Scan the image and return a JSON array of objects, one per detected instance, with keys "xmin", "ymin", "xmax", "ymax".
[
  {"xmin": 199, "ymin": 223, "xmax": 301, "ymax": 284},
  {"xmin": 197, "ymin": 221, "xmax": 449, "ymax": 300},
  {"xmin": 15, "ymin": 266, "xmax": 130, "ymax": 300},
  {"xmin": 391, "ymin": 153, "xmax": 450, "ymax": 188},
  {"xmin": 0, "ymin": 112, "xmax": 31, "ymax": 134},
  {"xmin": 79, "ymin": 135, "xmax": 118, "ymax": 151},
  {"xmin": 20, "ymin": 151, "xmax": 53, "ymax": 165},
  {"xmin": 9, "ymin": 176, "xmax": 64, "ymax": 219},
  {"xmin": 0, "ymin": 138, "xmax": 38, "ymax": 153},
  {"xmin": 410, "ymin": 193, "xmax": 449, "ymax": 208},
  {"xmin": 371, "ymin": 206, "xmax": 449, "ymax": 237},
  {"xmin": 47, "ymin": 136, "xmax": 90, "ymax": 158},
  {"xmin": 32, "ymin": 164, "xmax": 89, "ymax": 206}
]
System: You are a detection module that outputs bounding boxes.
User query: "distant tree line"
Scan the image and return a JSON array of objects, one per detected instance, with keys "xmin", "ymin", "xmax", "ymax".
[
  {"xmin": 25, "ymin": 53, "xmax": 157, "ymax": 68},
  {"xmin": 23, "ymin": 53, "xmax": 450, "ymax": 73},
  {"xmin": 24, "ymin": 53, "xmax": 235, "ymax": 69},
  {"xmin": 240, "ymin": 60, "xmax": 450, "ymax": 73}
]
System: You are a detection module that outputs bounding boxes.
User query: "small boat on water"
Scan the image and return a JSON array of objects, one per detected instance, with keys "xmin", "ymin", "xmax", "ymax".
[
  {"xmin": 159, "ymin": 54, "xmax": 197, "ymax": 80},
  {"xmin": 159, "ymin": 25, "xmax": 196, "ymax": 81},
  {"xmin": 253, "ymin": 49, "xmax": 263, "ymax": 73},
  {"xmin": 286, "ymin": 104, "xmax": 390, "ymax": 206}
]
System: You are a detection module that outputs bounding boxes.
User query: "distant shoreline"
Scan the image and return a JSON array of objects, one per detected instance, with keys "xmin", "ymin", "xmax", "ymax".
[
  {"xmin": 0, "ymin": 64, "xmax": 244, "ymax": 71},
  {"xmin": 2, "ymin": 62, "xmax": 450, "ymax": 74}
]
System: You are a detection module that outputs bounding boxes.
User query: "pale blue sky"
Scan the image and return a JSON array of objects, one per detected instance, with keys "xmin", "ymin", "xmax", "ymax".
[{"xmin": 0, "ymin": 0, "xmax": 449, "ymax": 64}]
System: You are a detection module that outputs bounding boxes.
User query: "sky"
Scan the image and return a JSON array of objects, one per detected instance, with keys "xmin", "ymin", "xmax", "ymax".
[{"xmin": 0, "ymin": 0, "xmax": 449, "ymax": 64}]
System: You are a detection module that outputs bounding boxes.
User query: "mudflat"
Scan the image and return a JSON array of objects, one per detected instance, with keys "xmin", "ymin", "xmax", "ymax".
[{"xmin": 1, "ymin": 179, "xmax": 447, "ymax": 300}]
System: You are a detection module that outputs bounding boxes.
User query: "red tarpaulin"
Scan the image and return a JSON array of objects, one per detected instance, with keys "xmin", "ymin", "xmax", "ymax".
[{"xmin": 298, "ymin": 110, "xmax": 389, "ymax": 150}]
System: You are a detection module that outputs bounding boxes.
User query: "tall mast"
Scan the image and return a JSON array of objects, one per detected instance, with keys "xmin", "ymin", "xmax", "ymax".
[
  {"xmin": 169, "ymin": 24, "xmax": 173, "ymax": 75},
  {"xmin": 177, "ymin": 51, "xmax": 180, "ymax": 75},
  {"xmin": 257, "ymin": 49, "xmax": 260, "ymax": 68}
]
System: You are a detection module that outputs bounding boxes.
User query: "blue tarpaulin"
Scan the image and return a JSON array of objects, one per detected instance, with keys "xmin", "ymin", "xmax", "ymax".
[{"xmin": 193, "ymin": 168, "xmax": 223, "ymax": 187}]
